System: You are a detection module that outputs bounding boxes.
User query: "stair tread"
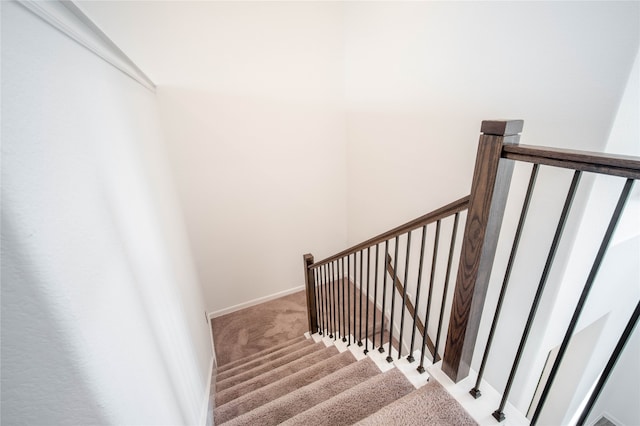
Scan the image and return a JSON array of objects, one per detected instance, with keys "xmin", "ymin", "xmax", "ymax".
[
  {"xmin": 216, "ymin": 342, "xmax": 324, "ymax": 391},
  {"xmin": 280, "ymin": 367, "xmax": 415, "ymax": 426},
  {"xmin": 216, "ymin": 345, "xmax": 339, "ymax": 406},
  {"xmin": 214, "ymin": 350, "xmax": 357, "ymax": 424},
  {"xmin": 217, "ymin": 336, "xmax": 308, "ymax": 372},
  {"xmin": 356, "ymin": 379, "xmax": 477, "ymax": 426},
  {"xmin": 216, "ymin": 339, "xmax": 314, "ymax": 382},
  {"xmin": 221, "ymin": 357, "xmax": 381, "ymax": 426}
]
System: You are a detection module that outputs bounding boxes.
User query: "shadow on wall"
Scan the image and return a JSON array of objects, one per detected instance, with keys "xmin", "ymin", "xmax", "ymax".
[{"xmin": 1, "ymin": 212, "xmax": 108, "ymax": 425}]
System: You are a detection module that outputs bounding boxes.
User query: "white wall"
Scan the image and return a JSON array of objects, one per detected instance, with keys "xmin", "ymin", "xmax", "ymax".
[
  {"xmin": 79, "ymin": 1, "xmax": 349, "ymax": 314},
  {"xmin": 1, "ymin": 2, "xmax": 211, "ymax": 424}
]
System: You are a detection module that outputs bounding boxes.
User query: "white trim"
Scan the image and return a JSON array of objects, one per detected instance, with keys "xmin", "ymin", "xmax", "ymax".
[
  {"xmin": 17, "ymin": 0, "xmax": 156, "ymax": 92},
  {"xmin": 208, "ymin": 285, "xmax": 305, "ymax": 318},
  {"xmin": 199, "ymin": 356, "xmax": 214, "ymax": 426}
]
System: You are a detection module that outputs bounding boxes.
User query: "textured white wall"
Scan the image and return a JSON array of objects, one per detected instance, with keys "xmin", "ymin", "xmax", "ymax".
[{"xmin": 1, "ymin": 2, "xmax": 211, "ymax": 424}]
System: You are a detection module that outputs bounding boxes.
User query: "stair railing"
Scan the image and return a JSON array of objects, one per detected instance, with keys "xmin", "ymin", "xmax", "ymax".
[
  {"xmin": 442, "ymin": 121, "xmax": 640, "ymax": 424},
  {"xmin": 304, "ymin": 119, "xmax": 640, "ymax": 425},
  {"xmin": 303, "ymin": 195, "xmax": 469, "ymax": 368}
]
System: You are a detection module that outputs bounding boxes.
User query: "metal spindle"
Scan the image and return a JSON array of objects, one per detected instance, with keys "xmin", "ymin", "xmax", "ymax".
[
  {"xmin": 341, "ymin": 256, "xmax": 347, "ymax": 342},
  {"xmin": 408, "ymin": 225, "xmax": 428, "ymax": 363},
  {"xmin": 331, "ymin": 261, "xmax": 337, "ymax": 340},
  {"xmin": 358, "ymin": 250, "xmax": 364, "ymax": 346},
  {"xmin": 316, "ymin": 268, "xmax": 323, "ymax": 335},
  {"xmin": 576, "ymin": 300, "xmax": 640, "ymax": 426},
  {"xmin": 434, "ymin": 212, "xmax": 460, "ymax": 363},
  {"xmin": 398, "ymin": 231, "xmax": 412, "ymax": 358},
  {"xmin": 320, "ymin": 265, "xmax": 329, "ymax": 336},
  {"xmin": 387, "ymin": 236, "xmax": 400, "ymax": 362},
  {"xmin": 531, "ymin": 179, "xmax": 634, "ymax": 425},
  {"xmin": 311, "ymin": 269, "xmax": 322, "ymax": 334},
  {"xmin": 373, "ymin": 244, "xmax": 380, "ymax": 350},
  {"xmin": 327, "ymin": 262, "xmax": 333, "ymax": 338},
  {"xmin": 417, "ymin": 220, "xmax": 440, "ymax": 373},
  {"xmin": 353, "ymin": 251, "xmax": 358, "ymax": 345},
  {"xmin": 493, "ymin": 170, "xmax": 582, "ymax": 422},
  {"xmin": 379, "ymin": 240, "xmax": 389, "ymax": 353},
  {"xmin": 471, "ymin": 164, "xmax": 538, "ymax": 399},
  {"xmin": 347, "ymin": 254, "xmax": 352, "ymax": 345},
  {"xmin": 365, "ymin": 247, "xmax": 371, "ymax": 354}
]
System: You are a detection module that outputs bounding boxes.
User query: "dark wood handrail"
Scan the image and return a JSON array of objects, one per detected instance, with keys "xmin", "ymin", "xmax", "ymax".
[
  {"xmin": 310, "ymin": 195, "xmax": 470, "ymax": 269},
  {"xmin": 502, "ymin": 144, "xmax": 640, "ymax": 179}
]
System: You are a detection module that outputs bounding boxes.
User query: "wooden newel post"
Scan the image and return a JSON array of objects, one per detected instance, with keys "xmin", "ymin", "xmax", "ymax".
[
  {"xmin": 303, "ymin": 253, "xmax": 318, "ymax": 334},
  {"xmin": 442, "ymin": 120, "xmax": 523, "ymax": 383}
]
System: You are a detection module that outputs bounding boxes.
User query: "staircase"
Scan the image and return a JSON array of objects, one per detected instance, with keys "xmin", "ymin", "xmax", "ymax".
[
  {"xmin": 213, "ymin": 333, "xmax": 477, "ymax": 425},
  {"xmin": 212, "ymin": 120, "xmax": 640, "ymax": 425}
]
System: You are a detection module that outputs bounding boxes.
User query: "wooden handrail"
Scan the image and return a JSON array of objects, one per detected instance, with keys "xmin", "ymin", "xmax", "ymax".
[
  {"xmin": 310, "ymin": 195, "xmax": 470, "ymax": 269},
  {"xmin": 502, "ymin": 144, "xmax": 640, "ymax": 179}
]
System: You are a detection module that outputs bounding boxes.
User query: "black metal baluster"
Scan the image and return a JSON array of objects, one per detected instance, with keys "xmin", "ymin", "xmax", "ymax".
[
  {"xmin": 531, "ymin": 178, "xmax": 634, "ymax": 425},
  {"xmin": 387, "ymin": 236, "xmax": 400, "ymax": 362},
  {"xmin": 316, "ymin": 268, "xmax": 323, "ymax": 336},
  {"xmin": 340, "ymin": 257, "xmax": 347, "ymax": 342},
  {"xmin": 353, "ymin": 251, "xmax": 358, "ymax": 345},
  {"xmin": 373, "ymin": 244, "xmax": 380, "ymax": 350},
  {"xmin": 417, "ymin": 220, "xmax": 440, "ymax": 373},
  {"xmin": 312, "ymin": 268, "xmax": 319, "ymax": 335},
  {"xmin": 318, "ymin": 265, "xmax": 324, "ymax": 335},
  {"xmin": 347, "ymin": 253, "xmax": 352, "ymax": 345},
  {"xmin": 379, "ymin": 240, "xmax": 390, "ymax": 353},
  {"xmin": 325, "ymin": 263, "xmax": 332, "ymax": 339},
  {"xmin": 493, "ymin": 170, "xmax": 582, "ymax": 422},
  {"xmin": 322, "ymin": 264, "xmax": 328, "ymax": 335},
  {"xmin": 435, "ymin": 212, "xmax": 460, "ymax": 363},
  {"xmin": 365, "ymin": 247, "xmax": 371, "ymax": 354},
  {"xmin": 576, "ymin": 300, "xmax": 640, "ymax": 426},
  {"xmin": 471, "ymin": 164, "xmax": 538, "ymax": 399},
  {"xmin": 408, "ymin": 225, "xmax": 428, "ymax": 363},
  {"xmin": 398, "ymin": 231, "xmax": 412, "ymax": 359},
  {"xmin": 336, "ymin": 259, "xmax": 343, "ymax": 342},
  {"xmin": 330, "ymin": 261, "xmax": 336, "ymax": 339},
  {"xmin": 358, "ymin": 249, "xmax": 364, "ymax": 346}
]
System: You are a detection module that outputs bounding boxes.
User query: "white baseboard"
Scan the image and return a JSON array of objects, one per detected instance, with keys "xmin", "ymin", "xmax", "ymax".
[
  {"xmin": 208, "ymin": 285, "xmax": 305, "ymax": 319},
  {"xmin": 200, "ymin": 355, "xmax": 214, "ymax": 426}
]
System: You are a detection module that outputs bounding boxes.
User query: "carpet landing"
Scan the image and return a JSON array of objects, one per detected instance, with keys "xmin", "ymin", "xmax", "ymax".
[{"xmin": 212, "ymin": 290, "xmax": 477, "ymax": 425}]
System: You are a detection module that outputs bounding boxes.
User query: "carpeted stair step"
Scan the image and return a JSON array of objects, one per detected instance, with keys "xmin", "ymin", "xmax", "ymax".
[
  {"xmin": 356, "ymin": 379, "xmax": 478, "ymax": 426},
  {"xmin": 216, "ymin": 342, "xmax": 325, "ymax": 392},
  {"xmin": 280, "ymin": 367, "xmax": 415, "ymax": 426},
  {"xmin": 216, "ymin": 338, "xmax": 314, "ymax": 382},
  {"xmin": 216, "ymin": 345, "xmax": 339, "ymax": 406},
  {"xmin": 214, "ymin": 350, "xmax": 357, "ymax": 424},
  {"xmin": 221, "ymin": 357, "xmax": 382, "ymax": 426},
  {"xmin": 217, "ymin": 336, "xmax": 309, "ymax": 373}
]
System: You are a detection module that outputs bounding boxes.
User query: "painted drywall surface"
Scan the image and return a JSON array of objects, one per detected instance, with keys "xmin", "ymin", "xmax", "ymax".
[
  {"xmin": 1, "ymin": 2, "xmax": 210, "ymax": 424},
  {"xmin": 79, "ymin": 1, "xmax": 349, "ymax": 313}
]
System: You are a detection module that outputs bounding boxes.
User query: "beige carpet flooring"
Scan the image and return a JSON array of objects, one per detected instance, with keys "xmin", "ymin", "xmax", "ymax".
[
  {"xmin": 210, "ymin": 284, "xmax": 477, "ymax": 425},
  {"xmin": 211, "ymin": 291, "xmax": 308, "ymax": 367}
]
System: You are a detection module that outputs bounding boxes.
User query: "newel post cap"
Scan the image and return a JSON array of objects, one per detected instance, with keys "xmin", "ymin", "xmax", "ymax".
[{"xmin": 481, "ymin": 120, "xmax": 524, "ymax": 136}]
